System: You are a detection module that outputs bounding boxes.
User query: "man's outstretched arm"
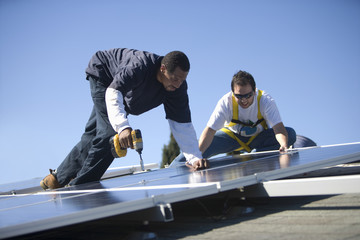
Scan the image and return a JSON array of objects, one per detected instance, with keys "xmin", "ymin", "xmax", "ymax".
[{"xmin": 272, "ymin": 122, "xmax": 288, "ymax": 152}]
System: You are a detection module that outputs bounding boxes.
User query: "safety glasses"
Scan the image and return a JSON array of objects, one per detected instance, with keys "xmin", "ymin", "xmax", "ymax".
[{"xmin": 233, "ymin": 91, "xmax": 254, "ymax": 100}]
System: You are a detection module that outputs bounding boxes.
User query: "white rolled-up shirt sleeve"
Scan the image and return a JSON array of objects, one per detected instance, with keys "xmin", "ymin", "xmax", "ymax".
[
  {"xmin": 168, "ymin": 119, "xmax": 203, "ymax": 165},
  {"xmin": 105, "ymin": 88, "xmax": 131, "ymax": 134}
]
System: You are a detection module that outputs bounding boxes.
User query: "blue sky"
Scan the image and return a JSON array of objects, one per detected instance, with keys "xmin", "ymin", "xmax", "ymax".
[{"xmin": 0, "ymin": 0, "xmax": 359, "ymax": 185}]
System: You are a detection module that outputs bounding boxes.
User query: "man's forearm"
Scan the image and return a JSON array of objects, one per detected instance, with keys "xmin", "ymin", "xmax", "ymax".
[
  {"xmin": 273, "ymin": 122, "xmax": 289, "ymax": 150},
  {"xmin": 105, "ymin": 88, "xmax": 131, "ymax": 133},
  {"xmin": 168, "ymin": 119, "xmax": 203, "ymax": 164},
  {"xmin": 275, "ymin": 133, "xmax": 288, "ymax": 148},
  {"xmin": 199, "ymin": 127, "xmax": 216, "ymax": 154}
]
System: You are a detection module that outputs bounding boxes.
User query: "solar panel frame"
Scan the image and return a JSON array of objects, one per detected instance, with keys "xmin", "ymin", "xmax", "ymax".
[{"xmin": 1, "ymin": 142, "xmax": 359, "ymax": 239}]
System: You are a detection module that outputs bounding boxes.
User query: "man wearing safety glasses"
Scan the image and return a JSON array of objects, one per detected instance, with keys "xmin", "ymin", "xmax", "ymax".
[{"xmin": 171, "ymin": 70, "xmax": 296, "ymax": 168}]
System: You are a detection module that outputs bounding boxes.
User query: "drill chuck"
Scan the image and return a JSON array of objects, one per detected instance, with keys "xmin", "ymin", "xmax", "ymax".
[
  {"xmin": 131, "ymin": 129, "xmax": 143, "ymax": 154},
  {"xmin": 132, "ymin": 129, "xmax": 144, "ymax": 171}
]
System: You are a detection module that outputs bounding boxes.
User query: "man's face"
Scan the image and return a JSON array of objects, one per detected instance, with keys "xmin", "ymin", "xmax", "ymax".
[
  {"xmin": 160, "ymin": 65, "xmax": 188, "ymax": 91},
  {"xmin": 233, "ymin": 83, "xmax": 255, "ymax": 109}
]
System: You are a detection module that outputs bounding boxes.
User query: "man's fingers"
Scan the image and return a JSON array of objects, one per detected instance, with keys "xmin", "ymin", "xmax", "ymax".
[
  {"xmin": 198, "ymin": 159, "xmax": 204, "ymax": 169},
  {"xmin": 119, "ymin": 128, "xmax": 133, "ymax": 149},
  {"xmin": 128, "ymin": 135, "xmax": 134, "ymax": 149},
  {"xmin": 120, "ymin": 136, "xmax": 132, "ymax": 148},
  {"xmin": 203, "ymin": 159, "xmax": 209, "ymax": 168},
  {"xmin": 186, "ymin": 161, "xmax": 200, "ymax": 171},
  {"xmin": 279, "ymin": 146, "xmax": 288, "ymax": 153},
  {"xmin": 185, "ymin": 162, "xmax": 196, "ymax": 171},
  {"xmin": 196, "ymin": 159, "xmax": 209, "ymax": 170},
  {"xmin": 186, "ymin": 159, "xmax": 209, "ymax": 171},
  {"xmin": 199, "ymin": 159, "xmax": 209, "ymax": 169}
]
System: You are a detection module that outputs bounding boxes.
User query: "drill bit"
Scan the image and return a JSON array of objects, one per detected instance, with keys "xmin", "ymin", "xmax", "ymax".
[{"xmin": 139, "ymin": 153, "xmax": 145, "ymax": 171}]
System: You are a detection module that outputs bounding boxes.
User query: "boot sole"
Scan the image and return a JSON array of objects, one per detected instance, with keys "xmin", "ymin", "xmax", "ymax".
[{"xmin": 39, "ymin": 180, "xmax": 48, "ymax": 190}]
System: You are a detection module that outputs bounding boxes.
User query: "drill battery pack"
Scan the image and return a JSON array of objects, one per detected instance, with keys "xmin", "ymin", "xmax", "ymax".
[{"xmin": 109, "ymin": 134, "xmax": 127, "ymax": 158}]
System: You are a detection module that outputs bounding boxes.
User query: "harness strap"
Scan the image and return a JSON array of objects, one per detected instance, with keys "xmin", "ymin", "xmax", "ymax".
[
  {"xmin": 221, "ymin": 127, "xmax": 258, "ymax": 153},
  {"xmin": 221, "ymin": 89, "xmax": 267, "ymax": 152},
  {"xmin": 227, "ymin": 96, "xmax": 238, "ymax": 127},
  {"xmin": 230, "ymin": 118, "xmax": 265, "ymax": 128},
  {"xmin": 256, "ymin": 90, "xmax": 267, "ymax": 130},
  {"xmin": 228, "ymin": 90, "xmax": 267, "ymax": 129}
]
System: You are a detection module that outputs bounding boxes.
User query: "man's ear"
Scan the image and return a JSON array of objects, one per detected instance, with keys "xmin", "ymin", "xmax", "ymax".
[{"xmin": 160, "ymin": 64, "xmax": 166, "ymax": 73}]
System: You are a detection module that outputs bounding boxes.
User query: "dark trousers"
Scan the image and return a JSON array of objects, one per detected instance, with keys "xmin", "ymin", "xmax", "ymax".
[
  {"xmin": 170, "ymin": 127, "xmax": 296, "ymax": 167},
  {"xmin": 56, "ymin": 77, "xmax": 116, "ymax": 186}
]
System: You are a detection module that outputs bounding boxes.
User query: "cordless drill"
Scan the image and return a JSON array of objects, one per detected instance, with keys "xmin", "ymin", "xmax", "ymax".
[{"xmin": 109, "ymin": 129, "xmax": 145, "ymax": 171}]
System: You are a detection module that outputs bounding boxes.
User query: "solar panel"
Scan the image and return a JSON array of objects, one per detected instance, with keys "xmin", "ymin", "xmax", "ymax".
[{"xmin": 1, "ymin": 142, "xmax": 359, "ymax": 239}]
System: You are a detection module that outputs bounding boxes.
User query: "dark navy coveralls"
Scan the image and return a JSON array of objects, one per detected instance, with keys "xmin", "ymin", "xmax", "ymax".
[{"xmin": 56, "ymin": 48, "xmax": 191, "ymax": 186}]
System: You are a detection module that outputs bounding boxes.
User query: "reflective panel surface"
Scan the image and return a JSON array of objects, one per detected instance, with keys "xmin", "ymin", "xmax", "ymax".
[{"xmin": 1, "ymin": 143, "xmax": 360, "ymax": 238}]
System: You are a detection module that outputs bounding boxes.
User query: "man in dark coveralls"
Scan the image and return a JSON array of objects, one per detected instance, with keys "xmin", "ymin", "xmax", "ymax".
[{"xmin": 40, "ymin": 48, "xmax": 205, "ymax": 190}]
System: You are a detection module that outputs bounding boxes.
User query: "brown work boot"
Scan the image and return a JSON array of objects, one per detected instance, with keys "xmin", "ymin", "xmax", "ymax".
[{"xmin": 40, "ymin": 169, "xmax": 61, "ymax": 190}]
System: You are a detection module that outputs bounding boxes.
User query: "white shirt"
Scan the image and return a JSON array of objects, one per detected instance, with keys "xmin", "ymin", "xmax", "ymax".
[
  {"xmin": 105, "ymin": 88, "xmax": 202, "ymax": 164},
  {"xmin": 207, "ymin": 89, "xmax": 282, "ymax": 137}
]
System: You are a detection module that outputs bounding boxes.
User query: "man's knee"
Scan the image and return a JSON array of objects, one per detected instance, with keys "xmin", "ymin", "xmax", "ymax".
[{"xmin": 285, "ymin": 127, "xmax": 297, "ymax": 146}]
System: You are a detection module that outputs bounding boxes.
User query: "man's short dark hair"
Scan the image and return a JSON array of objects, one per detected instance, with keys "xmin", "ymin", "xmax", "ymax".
[
  {"xmin": 231, "ymin": 70, "xmax": 256, "ymax": 92},
  {"xmin": 162, "ymin": 51, "xmax": 190, "ymax": 73}
]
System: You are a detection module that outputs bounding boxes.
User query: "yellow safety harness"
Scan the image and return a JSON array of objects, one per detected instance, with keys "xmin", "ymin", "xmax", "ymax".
[{"xmin": 220, "ymin": 89, "xmax": 268, "ymax": 152}]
